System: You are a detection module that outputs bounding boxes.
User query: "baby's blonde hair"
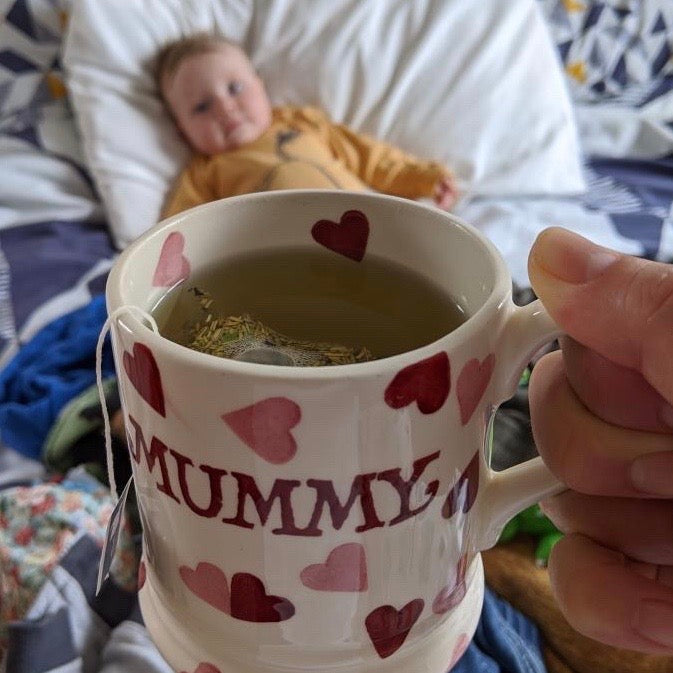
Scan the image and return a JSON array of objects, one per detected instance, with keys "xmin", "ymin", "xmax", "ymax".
[{"xmin": 155, "ymin": 32, "xmax": 237, "ymax": 93}]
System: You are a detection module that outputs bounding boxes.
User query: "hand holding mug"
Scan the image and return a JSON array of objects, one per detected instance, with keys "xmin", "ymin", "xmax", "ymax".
[{"xmin": 528, "ymin": 227, "xmax": 673, "ymax": 654}]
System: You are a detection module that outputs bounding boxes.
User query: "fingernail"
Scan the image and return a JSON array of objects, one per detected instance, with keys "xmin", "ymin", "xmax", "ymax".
[
  {"xmin": 634, "ymin": 600, "xmax": 673, "ymax": 647},
  {"xmin": 532, "ymin": 228, "xmax": 619, "ymax": 284},
  {"xmin": 630, "ymin": 452, "xmax": 673, "ymax": 496}
]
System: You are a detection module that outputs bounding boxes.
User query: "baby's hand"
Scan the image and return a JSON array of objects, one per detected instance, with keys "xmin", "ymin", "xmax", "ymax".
[{"xmin": 433, "ymin": 175, "xmax": 458, "ymax": 210}]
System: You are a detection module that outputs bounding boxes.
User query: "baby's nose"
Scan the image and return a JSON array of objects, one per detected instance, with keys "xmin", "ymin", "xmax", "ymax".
[{"xmin": 215, "ymin": 96, "xmax": 236, "ymax": 117}]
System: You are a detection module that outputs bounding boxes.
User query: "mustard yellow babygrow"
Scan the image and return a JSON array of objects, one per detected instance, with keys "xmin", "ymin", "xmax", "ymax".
[{"xmin": 163, "ymin": 105, "xmax": 450, "ymax": 217}]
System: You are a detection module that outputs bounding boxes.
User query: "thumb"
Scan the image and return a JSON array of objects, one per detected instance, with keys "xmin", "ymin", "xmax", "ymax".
[{"xmin": 528, "ymin": 227, "xmax": 673, "ymax": 403}]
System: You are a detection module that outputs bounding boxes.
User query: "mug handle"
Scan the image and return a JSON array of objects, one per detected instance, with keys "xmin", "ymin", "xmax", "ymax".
[{"xmin": 475, "ymin": 299, "xmax": 566, "ymax": 551}]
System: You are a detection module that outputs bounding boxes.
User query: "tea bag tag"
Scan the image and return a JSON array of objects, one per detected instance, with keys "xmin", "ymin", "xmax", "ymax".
[{"xmin": 96, "ymin": 476, "xmax": 134, "ymax": 595}]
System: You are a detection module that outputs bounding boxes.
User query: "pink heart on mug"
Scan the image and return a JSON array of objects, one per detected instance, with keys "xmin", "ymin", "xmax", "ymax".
[
  {"xmin": 230, "ymin": 572, "xmax": 295, "ymax": 622},
  {"xmin": 222, "ymin": 397, "xmax": 301, "ymax": 464},
  {"xmin": 300, "ymin": 543, "xmax": 368, "ymax": 592},
  {"xmin": 432, "ymin": 580, "xmax": 466, "ymax": 615},
  {"xmin": 137, "ymin": 560, "xmax": 146, "ymax": 591},
  {"xmin": 448, "ymin": 633, "xmax": 470, "ymax": 668},
  {"xmin": 432, "ymin": 555, "xmax": 468, "ymax": 614},
  {"xmin": 311, "ymin": 210, "xmax": 369, "ymax": 262},
  {"xmin": 365, "ymin": 599, "xmax": 424, "ymax": 659},
  {"xmin": 442, "ymin": 452, "xmax": 479, "ymax": 519},
  {"xmin": 179, "ymin": 562, "xmax": 231, "ymax": 615},
  {"xmin": 180, "ymin": 664, "xmax": 222, "ymax": 673},
  {"xmin": 384, "ymin": 352, "xmax": 450, "ymax": 414},
  {"xmin": 123, "ymin": 342, "xmax": 166, "ymax": 417},
  {"xmin": 152, "ymin": 231, "xmax": 190, "ymax": 287},
  {"xmin": 457, "ymin": 353, "xmax": 495, "ymax": 425}
]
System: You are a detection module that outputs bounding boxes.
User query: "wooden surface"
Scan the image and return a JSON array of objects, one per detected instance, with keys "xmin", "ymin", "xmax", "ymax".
[{"xmin": 482, "ymin": 538, "xmax": 673, "ymax": 673}]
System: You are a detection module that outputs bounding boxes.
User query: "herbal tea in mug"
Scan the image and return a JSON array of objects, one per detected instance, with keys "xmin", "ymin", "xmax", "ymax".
[{"xmin": 152, "ymin": 247, "xmax": 467, "ymax": 366}]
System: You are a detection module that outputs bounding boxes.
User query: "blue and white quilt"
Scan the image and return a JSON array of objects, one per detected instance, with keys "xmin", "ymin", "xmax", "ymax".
[{"xmin": 0, "ymin": 0, "xmax": 114, "ymax": 369}]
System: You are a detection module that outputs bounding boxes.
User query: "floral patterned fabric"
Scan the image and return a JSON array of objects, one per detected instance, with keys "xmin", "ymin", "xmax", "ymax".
[{"xmin": 0, "ymin": 468, "xmax": 138, "ymax": 650}]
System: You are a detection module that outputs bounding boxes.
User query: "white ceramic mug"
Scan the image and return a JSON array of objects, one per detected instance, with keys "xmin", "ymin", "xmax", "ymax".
[{"xmin": 107, "ymin": 190, "xmax": 563, "ymax": 673}]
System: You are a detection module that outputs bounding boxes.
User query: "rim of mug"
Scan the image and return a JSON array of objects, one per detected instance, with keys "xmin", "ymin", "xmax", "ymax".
[{"xmin": 106, "ymin": 190, "xmax": 513, "ymax": 380}]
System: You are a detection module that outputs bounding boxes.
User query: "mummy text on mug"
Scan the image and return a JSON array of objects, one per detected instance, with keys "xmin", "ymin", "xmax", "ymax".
[{"xmin": 127, "ymin": 415, "xmax": 475, "ymax": 537}]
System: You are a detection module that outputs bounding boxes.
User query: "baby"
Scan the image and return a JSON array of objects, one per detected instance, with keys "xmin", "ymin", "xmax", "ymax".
[{"xmin": 157, "ymin": 33, "xmax": 458, "ymax": 218}]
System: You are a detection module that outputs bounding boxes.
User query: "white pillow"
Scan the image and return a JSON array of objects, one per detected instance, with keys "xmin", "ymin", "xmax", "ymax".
[{"xmin": 63, "ymin": 0, "xmax": 585, "ymax": 249}]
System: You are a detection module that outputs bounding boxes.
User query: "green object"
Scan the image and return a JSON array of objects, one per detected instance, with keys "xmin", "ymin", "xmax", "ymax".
[
  {"xmin": 43, "ymin": 377, "xmax": 117, "ymax": 469},
  {"xmin": 517, "ymin": 504, "xmax": 558, "ymax": 536},
  {"xmin": 497, "ymin": 504, "xmax": 562, "ymax": 567},
  {"xmin": 498, "ymin": 517, "xmax": 520, "ymax": 544},
  {"xmin": 535, "ymin": 531, "xmax": 564, "ymax": 567},
  {"xmin": 519, "ymin": 367, "xmax": 531, "ymax": 387}
]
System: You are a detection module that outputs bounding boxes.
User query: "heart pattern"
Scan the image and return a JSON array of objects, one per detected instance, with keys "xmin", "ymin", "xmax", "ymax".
[
  {"xmin": 432, "ymin": 555, "xmax": 468, "ymax": 614},
  {"xmin": 457, "ymin": 353, "xmax": 495, "ymax": 425},
  {"xmin": 230, "ymin": 572, "xmax": 295, "ymax": 622},
  {"xmin": 123, "ymin": 342, "xmax": 166, "ymax": 417},
  {"xmin": 180, "ymin": 664, "xmax": 222, "ymax": 673},
  {"xmin": 448, "ymin": 633, "xmax": 470, "ymax": 669},
  {"xmin": 152, "ymin": 231, "xmax": 190, "ymax": 287},
  {"xmin": 365, "ymin": 599, "xmax": 424, "ymax": 659},
  {"xmin": 137, "ymin": 560, "xmax": 146, "ymax": 591},
  {"xmin": 311, "ymin": 210, "xmax": 370, "ymax": 262},
  {"xmin": 179, "ymin": 562, "xmax": 231, "ymax": 615},
  {"xmin": 180, "ymin": 564, "xmax": 295, "ymax": 623},
  {"xmin": 442, "ymin": 452, "xmax": 480, "ymax": 519},
  {"xmin": 300, "ymin": 543, "xmax": 368, "ymax": 592},
  {"xmin": 222, "ymin": 397, "xmax": 301, "ymax": 464},
  {"xmin": 384, "ymin": 352, "xmax": 450, "ymax": 414}
]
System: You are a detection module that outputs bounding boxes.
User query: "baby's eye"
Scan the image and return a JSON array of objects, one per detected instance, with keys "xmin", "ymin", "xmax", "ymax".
[
  {"xmin": 228, "ymin": 81, "xmax": 243, "ymax": 96},
  {"xmin": 193, "ymin": 98, "xmax": 212, "ymax": 114}
]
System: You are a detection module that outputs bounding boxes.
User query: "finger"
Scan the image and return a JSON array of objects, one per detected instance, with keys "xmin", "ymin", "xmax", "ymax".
[
  {"xmin": 541, "ymin": 490, "xmax": 673, "ymax": 565},
  {"xmin": 560, "ymin": 336, "xmax": 673, "ymax": 433},
  {"xmin": 528, "ymin": 227, "xmax": 673, "ymax": 403},
  {"xmin": 548, "ymin": 533, "xmax": 673, "ymax": 652},
  {"xmin": 529, "ymin": 351, "xmax": 673, "ymax": 497}
]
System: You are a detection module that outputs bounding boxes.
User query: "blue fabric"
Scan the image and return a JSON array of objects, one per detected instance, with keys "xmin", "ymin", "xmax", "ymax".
[
  {"xmin": 453, "ymin": 588, "xmax": 545, "ymax": 673},
  {"xmin": 581, "ymin": 156, "xmax": 673, "ymax": 261},
  {"xmin": 0, "ymin": 220, "xmax": 112, "ymax": 332},
  {"xmin": 0, "ymin": 295, "xmax": 114, "ymax": 459}
]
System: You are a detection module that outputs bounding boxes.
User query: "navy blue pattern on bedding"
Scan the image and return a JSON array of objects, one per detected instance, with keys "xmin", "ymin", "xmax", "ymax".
[{"xmin": 583, "ymin": 155, "xmax": 673, "ymax": 259}]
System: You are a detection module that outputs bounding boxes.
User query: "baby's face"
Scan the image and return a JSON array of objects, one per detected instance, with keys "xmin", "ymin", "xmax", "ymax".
[{"xmin": 163, "ymin": 45, "xmax": 272, "ymax": 155}]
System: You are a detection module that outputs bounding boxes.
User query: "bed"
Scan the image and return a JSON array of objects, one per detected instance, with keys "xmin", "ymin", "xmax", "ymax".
[{"xmin": 1, "ymin": 0, "xmax": 672, "ymax": 671}]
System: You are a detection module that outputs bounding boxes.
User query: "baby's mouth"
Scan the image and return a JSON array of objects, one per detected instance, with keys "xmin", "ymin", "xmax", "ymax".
[{"xmin": 225, "ymin": 120, "xmax": 242, "ymax": 134}]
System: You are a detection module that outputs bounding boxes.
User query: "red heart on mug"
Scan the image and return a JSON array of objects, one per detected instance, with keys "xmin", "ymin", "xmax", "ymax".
[
  {"xmin": 152, "ymin": 231, "xmax": 190, "ymax": 287},
  {"xmin": 229, "ymin": 572, "xmax": 295, "ymax": 622},
  {"xmin": 222, "ymin": 397, "xmax": 301, "ymax": 464},
  {"xmin": 180, "ymin": 664, "xmax": 222, "ymax": 673},
  {"xmin": 311, "ymin": 209, "xmax": 370, "ymax": 261},
  {"xmin": 300, "ymin": 543, "xmax": 368, "ymax": 592},
  {"xmin": 123, "ymin": 342, "xmax": 166, "ymax": 417},
  {"xmin": 457, "ymin": 353, "xmax": 495, "ymax": 425},
  {"xmin": 442, "ymin": 452, "xmax": 479, "ymax": 519},
  {"xmin": 179, "ymin": 562, "xmax": 231, "ymax": 615},
  {"xmin": 365, "ymin": 599, "xmax": 424, "ymax": 659},
  {"xmin": 384, "ymin": 352, "xmax": 450, "ymax": 414},
  {"xmin": 137, "ymin": 560, "xmax": 146, "ymax": 591}
]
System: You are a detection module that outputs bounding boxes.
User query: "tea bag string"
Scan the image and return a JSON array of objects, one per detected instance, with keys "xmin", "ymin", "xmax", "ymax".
[{"xmin": 96, "ymin": 306, "xmax": 159, "ymax": 502}]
